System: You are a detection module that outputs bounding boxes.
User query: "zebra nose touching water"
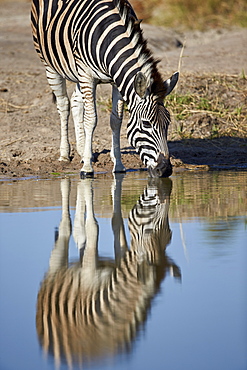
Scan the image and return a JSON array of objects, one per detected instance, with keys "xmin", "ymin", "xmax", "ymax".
[
  {"xmin": 31, "ymin": 0, "xmax": 179, "ymax": 177},
  {"xmin": 36, "ymin": 176, "xmax": 181, "ymax": 368}
]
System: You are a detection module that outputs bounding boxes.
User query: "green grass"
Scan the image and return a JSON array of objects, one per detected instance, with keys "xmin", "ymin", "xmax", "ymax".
[{"xmin": 166, "ymin": 93, "xmax": 224, "ymax": 120}]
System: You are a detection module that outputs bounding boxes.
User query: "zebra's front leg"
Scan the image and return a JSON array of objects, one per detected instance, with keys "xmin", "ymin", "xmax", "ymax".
[
  {"xmin": 79, "ymin": 79, "xmax": 97, "ymax": 177},
  {"xmin": 110, "ymin": 85, "xmax": 126, "ymax": 173},
  {"xmin": 71, "ymin": 84, "xmax": 84, "ymax": 161},
  {"xmin": 45, "ymin": 66, "xmax": 70, "ymax": 161}
]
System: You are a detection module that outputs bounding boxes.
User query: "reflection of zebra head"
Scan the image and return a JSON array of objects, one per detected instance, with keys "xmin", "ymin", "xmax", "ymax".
[
  {"xmin": 36, "ymin": 177, "xmax": 181, "ymax": 368},
  {"xmin": 129, "ymin": 178, "xmax": 180, "ymax": 281}
]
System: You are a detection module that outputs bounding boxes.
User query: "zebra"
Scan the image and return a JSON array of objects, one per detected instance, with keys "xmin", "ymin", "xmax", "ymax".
[
  {"xmin": 31, "ymin": 0, "xmax": 179, "ymax": 178},
  {"xmin": 36, "ymin": 175, "xmax": 181, "ymax": 368}
]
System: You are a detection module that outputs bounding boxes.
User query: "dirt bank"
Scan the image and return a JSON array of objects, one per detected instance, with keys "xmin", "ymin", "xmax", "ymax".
[{"xmin": 0, "ymin": 1, "xmax": 246, "ymax": 178}]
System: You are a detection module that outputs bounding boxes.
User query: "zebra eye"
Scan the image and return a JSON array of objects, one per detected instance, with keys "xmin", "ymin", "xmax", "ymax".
[{"xmin": 142, "ymin": 120, "xmax": 152, "ymax": 129}]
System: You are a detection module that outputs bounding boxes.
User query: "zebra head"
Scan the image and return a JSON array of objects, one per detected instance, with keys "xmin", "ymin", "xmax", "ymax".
[{"xmin": 127, "ymin": 71, "xmax": 179, "ymax": 178}]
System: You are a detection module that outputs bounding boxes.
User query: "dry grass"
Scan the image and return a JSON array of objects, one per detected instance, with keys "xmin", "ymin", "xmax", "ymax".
[
  {"xmin": 97, "ymin": 73, "xmax": 247, "ymax": 140},
  {"xmin": 131, "ymin": 0, "xmax": 247, "ymax": 29},
  {"xmin": 166, "ymin": 73, "xmax": 247, "ymax": 139}
]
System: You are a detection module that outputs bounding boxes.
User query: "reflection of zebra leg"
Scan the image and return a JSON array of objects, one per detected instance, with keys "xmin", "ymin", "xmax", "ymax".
[
  {"xmin": 49, "ymin": 178, "xmax": 72, "ymax": 274},
  {"xmin": 111, "ymin": 174, "xmax": 128, "ymax": 264},
  {"xmin": 72, "ymin": 180, "xmax": 86, "ymax": 253},
  {"xmin": 166, "ymin": 256, "xmax": 182, "ymax": 281},
  {"xmin": 73, "ymin": 179, "xmax": 99, "ymax": 272}
]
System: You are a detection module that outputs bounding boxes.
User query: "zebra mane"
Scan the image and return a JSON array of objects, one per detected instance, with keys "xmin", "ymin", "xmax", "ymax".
[{"xmin": 115, "ymin": 0, "xmax": 166, "ymax": 99}]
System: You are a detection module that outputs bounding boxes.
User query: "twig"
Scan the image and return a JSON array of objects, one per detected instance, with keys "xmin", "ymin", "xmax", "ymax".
[
  {"xmin": 0, "ymin": 98, "xmax": 33, "ymax": 112},
  {"xmin": 4, "ymin": 135, "xmax": 28, "ymax": 147},
  {"xmin": 175, "ymin": 38, "xmax": 186, "ymax": 94}
]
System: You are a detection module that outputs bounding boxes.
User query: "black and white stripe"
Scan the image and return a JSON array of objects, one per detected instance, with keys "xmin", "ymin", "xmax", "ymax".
[
  {"xmin": 128, "ymin": 178, "xmax": 174, "ymax": 266},
  {"xmin": 36, "ymin": 176, "xmax": 180, "ymax": 368},
  {"xmin": 31, "ymin": 0, "xmax": 178, "ymax": 176}
]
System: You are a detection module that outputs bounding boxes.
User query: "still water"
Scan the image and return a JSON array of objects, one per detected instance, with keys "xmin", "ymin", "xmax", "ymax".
[{"xmin": 0, "ymin": 171, "xmax": 246, "ymax": 370}]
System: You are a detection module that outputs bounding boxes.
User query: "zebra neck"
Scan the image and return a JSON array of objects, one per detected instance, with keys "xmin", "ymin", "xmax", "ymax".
[
  {"xmin": 122, "ymin": 84, "xmax": 139, "ymax": 111},
  {"xmin": 111, "ymin": 55, "xmax": 154, "ymax": 108},
  {"xmin": 115, "ymin": 74, "xmax": 142, "ymax": 112}
]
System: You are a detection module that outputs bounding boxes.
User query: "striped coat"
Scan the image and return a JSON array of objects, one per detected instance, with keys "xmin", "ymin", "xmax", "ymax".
[{"xmin": 31, "ymin": 0, "xmax": 178, "ymax": 177}]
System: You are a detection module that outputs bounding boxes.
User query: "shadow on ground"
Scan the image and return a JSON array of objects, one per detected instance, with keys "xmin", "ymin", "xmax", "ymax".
[{"xmin": 169, "ymin": 137, "xmax": 247, "ymax": 170}]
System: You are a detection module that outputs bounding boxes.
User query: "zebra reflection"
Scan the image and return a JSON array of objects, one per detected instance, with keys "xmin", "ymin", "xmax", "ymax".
[{"xmin": 36, "ymin": 176, "xmax": 181, "ymax": 368}]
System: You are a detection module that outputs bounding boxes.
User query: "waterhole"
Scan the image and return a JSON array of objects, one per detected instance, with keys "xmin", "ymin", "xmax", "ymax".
[{"xmin": 0, "ymin": 171, "xmax": 246, "ymax": 370}]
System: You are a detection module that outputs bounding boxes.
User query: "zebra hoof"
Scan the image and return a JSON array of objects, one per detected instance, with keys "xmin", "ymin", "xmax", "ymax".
[
  {"xmin": 112, "ymin": 165, "xmax": 126, "ymax": 173},
  {"xmin": 113, "ymin": 169, "xmax": 126, "ymax": 174},
  {"xmin": 59, "ymin": 156, "xmax": 70, "ymax": 162},
  {"xmin": 80, "ymin": 171, "xmax": 94, "ymax": 179}
]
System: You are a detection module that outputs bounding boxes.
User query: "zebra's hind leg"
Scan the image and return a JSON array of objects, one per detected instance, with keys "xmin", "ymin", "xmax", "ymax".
[
  {"xmin": 45, "ymin": 66, "xmax": 70, "ymax": 161},
  {"xmin": 110, "ymin": 85, "xmax": 126, "ymax": 173},
  {"xmin": 71, "ymin": 84, "xmax": 84, "ymax": 161}
]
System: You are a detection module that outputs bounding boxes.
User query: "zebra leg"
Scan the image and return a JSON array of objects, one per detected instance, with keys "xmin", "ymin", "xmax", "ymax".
[
  {"xmin": 78, "ymin": 76, "xmax": 97, "ymax": 177},
  {"xmin": 110, "ymin": 85, "xmax": 126, "ymax": 173},
  {"xmin": 71, "ymin": 84, "xmax": 84, "ymax": 161},
  {"xmin": 49, "ymin": 179, "xmax": 72, "ymax": 274},
  {"xmin": 45, "ymin": 66, "xmax": 70, "ymax": 161}
]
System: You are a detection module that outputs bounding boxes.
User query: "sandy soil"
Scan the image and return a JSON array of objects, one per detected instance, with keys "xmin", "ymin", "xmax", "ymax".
[{"xmin": 0, "ymin": 0, "xmax": 246, "ymax": 178}]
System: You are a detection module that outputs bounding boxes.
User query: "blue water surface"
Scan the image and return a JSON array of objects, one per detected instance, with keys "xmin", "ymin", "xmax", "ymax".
[{"xmin": 0, "ymin": 172, "xmax": 246, "ymax": 370}]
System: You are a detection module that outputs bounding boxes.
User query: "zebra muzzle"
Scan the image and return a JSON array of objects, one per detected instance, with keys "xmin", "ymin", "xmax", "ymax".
[{"xmin": 148, "ymin": 153, "xmax": 172, "ymax": 178}]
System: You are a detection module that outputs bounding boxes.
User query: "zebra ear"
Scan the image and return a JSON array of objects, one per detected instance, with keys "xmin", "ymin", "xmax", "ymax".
[
  {"xmin": 163, "ymin": 71, "xmax": 179, "ymax": 97},
  {"xmin": 134, "ymin": 72, "xmax": 148, "ymax": 99}
]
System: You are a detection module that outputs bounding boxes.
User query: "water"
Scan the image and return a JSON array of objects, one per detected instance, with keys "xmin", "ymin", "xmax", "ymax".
[{"xmin": 0, "ymin": 171, "xmax": 246, "ymax": 370}]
